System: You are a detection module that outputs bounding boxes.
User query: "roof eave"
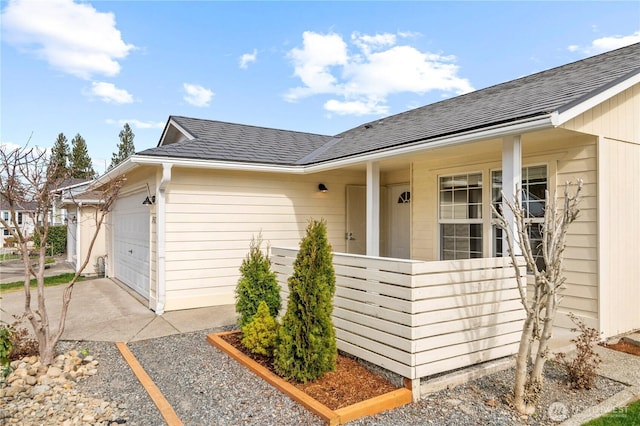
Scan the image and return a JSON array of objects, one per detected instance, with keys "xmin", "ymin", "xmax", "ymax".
[
  {"xmin": 305, "ymin": 114, "xmax": 557, "ymax": 172},
  {"xmin": 553, "ymin": 70, "xmax": 640, "ymax": 126},
  {"xmin": 133, "ymin": 155, "xmax": 306, "ymax": 174},
  {"xmin": 94, "ymin": 113, "xmax": 557, "ymax": 179}
]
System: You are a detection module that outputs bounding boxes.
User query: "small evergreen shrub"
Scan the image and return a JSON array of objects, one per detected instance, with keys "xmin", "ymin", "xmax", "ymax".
[
  {"xmin": 33, "ymin": 225, "xmax": 67, "ymax": 255},
  {"xmin": 241, "ymin": 301, "xmax": 279, "ymax": 357},
  {"xmin": 235, "ymin": 234, "xmax": 281, "ymax": 328},
  {"xmin": 555, "ymin": 313, "xmax": 602, "ymax": 389},
  {"xmin": 0, "ymin": 322, "xmax": 13, "ymax": 378},
  {"xmin": 274, "ymin": 219, "xmax": 337, "ymax": 383}
]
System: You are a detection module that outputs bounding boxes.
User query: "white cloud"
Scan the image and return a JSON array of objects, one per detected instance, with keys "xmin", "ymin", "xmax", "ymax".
[
  {"xmin": 285, "ymin": 31, "xmax": 349, "ymax": 101},
  {"xmin": 324, "ymin": 99, "xmax": 389, "ymax": 116},
  {"xmin": 285, "ymin": 31, "xmax": 473, "ymax": 116},
  {"xmin": 106, "ymin": 119, "xmax": 164, "ymax": 129},
  {"xmin": 183, "ymin": 83, "xmax": 214, "ymax": 107},
  {"xmin": 1, "ymin": 0, "xmax": 135, "ymax": 79},
  {"xmin": 568, "ymin": 31, "xmax": 640, "ymax": 55},
  {"xmin": 239, "ymin": 49, "xmax": 258, "ymax": 69},
  {"xmin": 90, "ymin": 82, "xmax": 133, "ymax": 104}
]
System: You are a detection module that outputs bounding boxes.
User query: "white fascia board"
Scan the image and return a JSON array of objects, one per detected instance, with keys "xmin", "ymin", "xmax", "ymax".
[
  {"xmin": 132, "ymin": 155, "xmax": 306, "ymax": 174},
  {"xmin": 88, "ymin": 157, "xmax": 138, "ymax": 190},
  {"xmin": 157, "ymin": 118, "xmax": 195, "ymax": 147},
  {"xmin": 305, "ymin": 115, "xmax": 555, "ymax": 173},
  {"xmin": 552, "ymin": 72, "xmax": 640, "ymax": 126},
  {"xmin": 61, "ymin": 198, "xmax": 103, "ymax": 205}
]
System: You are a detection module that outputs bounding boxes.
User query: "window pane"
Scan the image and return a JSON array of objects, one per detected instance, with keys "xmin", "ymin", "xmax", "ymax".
[
  {"xmin": 527, "ymin": 165, "xmax": 547, "ymax": 181},
  {"xmin": 439, "ymin": 173, "xmax": 484, "ymax": 260},
  {"xmin": 492, "ymin": 165, "xmax": 547, "ymax": 270},
  {"xmin": 454, "ymin": 205, "xmax": 467, "ymax": 219}
]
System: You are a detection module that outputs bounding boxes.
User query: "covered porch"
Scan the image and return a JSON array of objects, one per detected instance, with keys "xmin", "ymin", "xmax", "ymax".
[{"xmin": 272, "ymin": 247, "xmax": 529, "ymax": 400}]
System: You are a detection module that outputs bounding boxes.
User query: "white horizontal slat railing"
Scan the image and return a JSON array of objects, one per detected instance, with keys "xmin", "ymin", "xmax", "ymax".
[{"xmin": 271, "ymin": 247, "xmax": 526, "ymax": 383}]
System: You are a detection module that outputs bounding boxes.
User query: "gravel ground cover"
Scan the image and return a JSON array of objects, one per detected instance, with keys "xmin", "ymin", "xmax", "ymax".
[{"xmin": 54, "ymin": 326, "xmax": 627, "ymax": 426}]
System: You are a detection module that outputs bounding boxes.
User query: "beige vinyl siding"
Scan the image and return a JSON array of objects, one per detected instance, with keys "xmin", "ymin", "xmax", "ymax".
[
  {"xmin": 597, "ymin": 137, "xmax": 640, "ymax": 336},
  {"xmin": 162, "ymin": 167, "xmax": 364, "ymax": 311},
  {"xmin": 411, "ymin": 133, "xmax": 600, "ymax": 330},
  {"xmin": 561, "ymin": 84, "xmax": 640, "ymax": 144},
  {"xmin": 553, "ymin": 140, "xmax": 599, "ymax": 329},
  {"xmin": 77, "ymin": 206, "xmax": 106, "ymax": 276}
]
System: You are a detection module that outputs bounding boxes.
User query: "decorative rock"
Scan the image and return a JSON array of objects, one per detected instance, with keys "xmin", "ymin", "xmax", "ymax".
[
  {"xmin": 1, "ymin": 350, "xmax": 130, "ymax": 425},
  {"xmin": 46, "ymin": 366, "xmax": 62, "ymax": 378},
  {"xmin": 31, "ymin": 385, "xmax": 50, "ymax": 395},
  {"xmin": 446, "ymin": 398, "xmax": 462, "ymax": 406}
]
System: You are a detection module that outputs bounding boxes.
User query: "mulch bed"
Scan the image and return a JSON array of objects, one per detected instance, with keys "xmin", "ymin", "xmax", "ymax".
[
  {"xmin": 220, "ymin": 332, "xmax": 399, "ymax": 410},
  {"xmin": 601, "ymin": 339, "xmax": 640, "ymax": 357}
]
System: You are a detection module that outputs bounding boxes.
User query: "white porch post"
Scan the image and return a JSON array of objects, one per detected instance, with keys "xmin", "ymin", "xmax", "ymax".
[
  {"xmin": 366, "ymin": 161, "xmax": 380, "ymax": 256},
  {"xmin": 502, "ymin": 135, "xmax": 522, "ymax": 255}
]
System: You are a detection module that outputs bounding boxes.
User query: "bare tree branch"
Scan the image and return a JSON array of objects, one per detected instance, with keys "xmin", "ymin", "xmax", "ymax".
[{"xmin": 492, "ymin": 179, "xmax": 583, "ymax": 415}]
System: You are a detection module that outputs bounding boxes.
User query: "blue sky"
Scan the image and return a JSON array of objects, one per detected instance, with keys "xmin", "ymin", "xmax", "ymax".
[{"xmin": 2, "ymin": 1, "xmax": 639, "ymax": 175}]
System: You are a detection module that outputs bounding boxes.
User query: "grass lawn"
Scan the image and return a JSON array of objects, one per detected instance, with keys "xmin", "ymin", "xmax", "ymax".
[
  {"xmin": 0, "ymin": 253, "xmax": 20, "ymax": 262},
  {"xmin": 0, "ymin": 273, "xmax": 82, "ymax": 293},
  {"xmin": 584, "ymin": 400, "xmax": 640, "ymax": 425}
]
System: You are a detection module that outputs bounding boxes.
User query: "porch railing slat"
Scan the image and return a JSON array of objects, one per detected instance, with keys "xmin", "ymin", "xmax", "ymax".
[{"xmin": 272, "ymin": 247, "xmax": 525, "ymax": 381}]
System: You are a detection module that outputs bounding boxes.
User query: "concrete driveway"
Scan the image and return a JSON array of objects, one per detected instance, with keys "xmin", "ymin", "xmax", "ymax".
[{"xmin": 0, "ymin": 278, "xmax": 237, "ymax": 342}]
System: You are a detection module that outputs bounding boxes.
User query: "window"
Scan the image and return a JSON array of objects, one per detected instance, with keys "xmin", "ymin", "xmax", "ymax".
[
  {"xmin": 17, "ymin": 212, "xmax": 23, "ymax": 225},
  {"xmin": 439, "ymin": 173, "xmax": 483, "ymax": 260},
  {"xmin": 492, "ymin": 165, "xmax": 547, "ymax": 270},
  {"xmin": 397, "ymin": 191, "xmax": 411, "ymax": 204},
  {"xmin": 2, "ymin": 211, "xmax": 8, "ymax": 221},
  {"xmin": 3, "ymin": 229, "xmax": 9, "ymax": 236}
]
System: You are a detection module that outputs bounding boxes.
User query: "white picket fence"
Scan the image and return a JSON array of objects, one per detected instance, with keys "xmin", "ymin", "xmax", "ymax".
[{"xmin": 271, "ymin": 247, "xmax": 526, "ymax": 381}]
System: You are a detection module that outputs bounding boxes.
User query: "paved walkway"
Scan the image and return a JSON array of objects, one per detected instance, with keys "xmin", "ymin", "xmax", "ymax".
[
  {"xmin": 561, "ymin": 332, "xmax": 640, "ymax": 425},
  {"xmin": 0, "ymin": 277, "xmax": 237, "ymax": 342}
]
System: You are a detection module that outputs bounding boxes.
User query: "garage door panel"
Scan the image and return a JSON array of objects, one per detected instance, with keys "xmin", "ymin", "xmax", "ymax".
[{"xmin": 113, "ymin": 192, "xmax": 150, "ymax": 297}]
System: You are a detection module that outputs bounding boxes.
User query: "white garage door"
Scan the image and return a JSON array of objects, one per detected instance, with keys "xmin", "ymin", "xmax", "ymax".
[{"xmin": 112, "ymin": 192, "xmax": 150, "ymax": 297}]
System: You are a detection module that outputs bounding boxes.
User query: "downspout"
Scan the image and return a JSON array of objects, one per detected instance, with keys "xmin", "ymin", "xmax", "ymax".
[
  {"xmin": 76, "ymin": 204, "xmax": 82, "ymax": 273},
  {"xmin": 155, "ymin": 163, "xmax": 172, "ymax": 315}
]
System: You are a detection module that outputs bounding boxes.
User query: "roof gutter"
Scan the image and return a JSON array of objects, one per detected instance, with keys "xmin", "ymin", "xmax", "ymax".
[
  {"xmin": 94, "ymin": 113, "xmax": 556, "ymax": 179},
  {"xmin": 305, "ymin": 114, "xmax": 556, "ymax": 173}
]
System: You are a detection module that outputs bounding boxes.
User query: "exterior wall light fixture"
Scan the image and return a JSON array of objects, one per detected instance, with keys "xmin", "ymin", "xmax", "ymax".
[
  {"xmin": 142, "ymin": 195, "xmax": 156, "ymax": 205},
  {"xmin": 318, "ymin": 183, "xmax": 328, "ymax": 193},
  {"xmin": 142, "ymin": 183, "xmax": 156, "ymax": 205}
]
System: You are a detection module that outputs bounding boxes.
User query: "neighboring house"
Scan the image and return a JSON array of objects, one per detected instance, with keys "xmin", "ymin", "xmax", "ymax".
[
  {"xmin": 51, "ymin": 178, "xmax": 89, "ymax": 226},
  {"xmin": 55, "ymin": 181, "xmax": 107, "ymax": 276},
  {"xmin": 93, "ymin": 43, "xmax": 639, "ymax": 339},
  {"xmin": 0, "ymin": 198, "xmax": 37, "ymax": 248}
]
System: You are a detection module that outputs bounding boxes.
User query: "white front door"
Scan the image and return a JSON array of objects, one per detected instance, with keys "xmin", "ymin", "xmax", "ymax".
[
  {"xmin": 389, "ymin": 184, "xmax": 411, "ymax": 259},
  {"xmin": 112, "ymin": 192, "xmax": 150, "ymax": 298},
  {"xmin": 346, "ymin": 185, "xmax": 366, "ymax": 255}
]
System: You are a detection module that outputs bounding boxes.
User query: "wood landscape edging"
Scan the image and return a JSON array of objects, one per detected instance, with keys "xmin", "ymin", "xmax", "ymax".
[{"xmin": 206, "ymin": 331, "xmax": 413, "ymax": 425}]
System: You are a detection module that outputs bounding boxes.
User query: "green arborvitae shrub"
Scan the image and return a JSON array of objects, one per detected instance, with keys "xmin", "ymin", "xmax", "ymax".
[
  {"xmin": 274, "ymin": 219, "xmax": 337, "ymax": 383},
  {"xmin": 241, "ymin": 301, "xmax": 280, "ymax": 357},
  {"xmin": 235, "ymin": 234, "xmax": 281, "ymax": 328},
  {"xmin": 33, "ymin": 225, "xmax": 67, "ymax": 255},
  {"xmin": 0, "ymin": 322, "xmax": 14, "ymax": 378}
]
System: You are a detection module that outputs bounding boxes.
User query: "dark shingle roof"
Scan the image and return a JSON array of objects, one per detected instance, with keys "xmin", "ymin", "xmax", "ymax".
[
  {"xmin": 139, "ymin": 43, "xmax": 640, "ymax": 166},
  {"xmin": 139, "ymin": 117, "xmax": 336, "ymax": 165}
]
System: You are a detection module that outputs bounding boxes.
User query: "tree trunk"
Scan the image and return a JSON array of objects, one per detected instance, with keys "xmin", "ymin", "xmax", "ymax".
[
  {"xmin": 530, "ymin": 294, "xmax": 557, "ymax": 384},
  {"xmin": 513, "ymin": 315, "xmax": 535, "ymax": 414}
]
